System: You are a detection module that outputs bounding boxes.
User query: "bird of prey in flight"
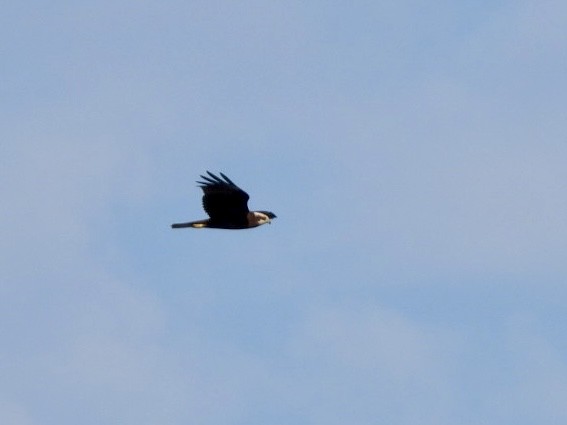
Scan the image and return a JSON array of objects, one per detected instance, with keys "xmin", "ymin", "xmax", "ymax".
[{"xmin": 171, "ymin": 171, "xmax": 277, "ymax": 230}]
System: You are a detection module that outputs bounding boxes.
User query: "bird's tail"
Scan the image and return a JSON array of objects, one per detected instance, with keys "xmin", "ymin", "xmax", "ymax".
[{"xmin": 171, "ymin": 220, "xmax": 209, "ymax": 229}]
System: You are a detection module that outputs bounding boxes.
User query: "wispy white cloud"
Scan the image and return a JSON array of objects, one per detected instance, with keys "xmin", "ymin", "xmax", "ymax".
[{"xmin": 285, "ymin": 304, "xmax": 458, "ymax": 424}]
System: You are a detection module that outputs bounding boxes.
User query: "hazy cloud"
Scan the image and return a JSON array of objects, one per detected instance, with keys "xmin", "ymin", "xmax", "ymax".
[{"xmin": 2, "ymin": 1, "xmax": 566, "ymax": 424}]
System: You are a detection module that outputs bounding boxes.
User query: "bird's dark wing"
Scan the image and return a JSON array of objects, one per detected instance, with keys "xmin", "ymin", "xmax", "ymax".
[{"xmin": 197, "ymin": 172, "xmax": 250, "ymax": 222}]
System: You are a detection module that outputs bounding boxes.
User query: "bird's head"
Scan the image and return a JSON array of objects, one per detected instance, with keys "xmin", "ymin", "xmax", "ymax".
[
  {"xmin": 260, "ymin": 211, "xmax": 277, "ymax": 220},
  {"xmin": 254, "ymin": 211, "xmax": 277, "ymax": 225}
]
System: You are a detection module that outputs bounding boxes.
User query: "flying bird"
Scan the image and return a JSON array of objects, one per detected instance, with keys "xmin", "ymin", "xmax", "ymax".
[{"xmin": 171, "ymin": 171, "xmax": 277, "ymax": 230}]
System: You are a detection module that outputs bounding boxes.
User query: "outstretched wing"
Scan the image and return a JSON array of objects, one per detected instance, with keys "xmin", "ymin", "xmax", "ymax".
[{"xmin": 197, "ymin": 172, "xmax": 250, "ymax": 222}]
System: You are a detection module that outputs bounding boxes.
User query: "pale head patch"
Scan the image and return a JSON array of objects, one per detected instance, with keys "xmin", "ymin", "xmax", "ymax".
[{"xmin": 247, "ymin": 211, "xmax": 271, "ymax": 227}]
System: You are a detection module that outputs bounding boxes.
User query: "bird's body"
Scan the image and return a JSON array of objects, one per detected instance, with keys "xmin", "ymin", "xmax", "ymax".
[{"xmin": 171, "ymin": 172, "xmax": 276, "ymax": 230}]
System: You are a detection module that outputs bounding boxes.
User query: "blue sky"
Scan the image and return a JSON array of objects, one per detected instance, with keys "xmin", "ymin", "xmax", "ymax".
[{"xmin": 2, "ymin": 1, "xmax": 567, "ymax": 424}]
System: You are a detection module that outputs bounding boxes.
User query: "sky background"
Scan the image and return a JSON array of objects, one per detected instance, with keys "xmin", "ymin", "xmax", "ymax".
[{"xmin": 2, "ymin": 1, "xmax": 567, "ymax": 424}]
